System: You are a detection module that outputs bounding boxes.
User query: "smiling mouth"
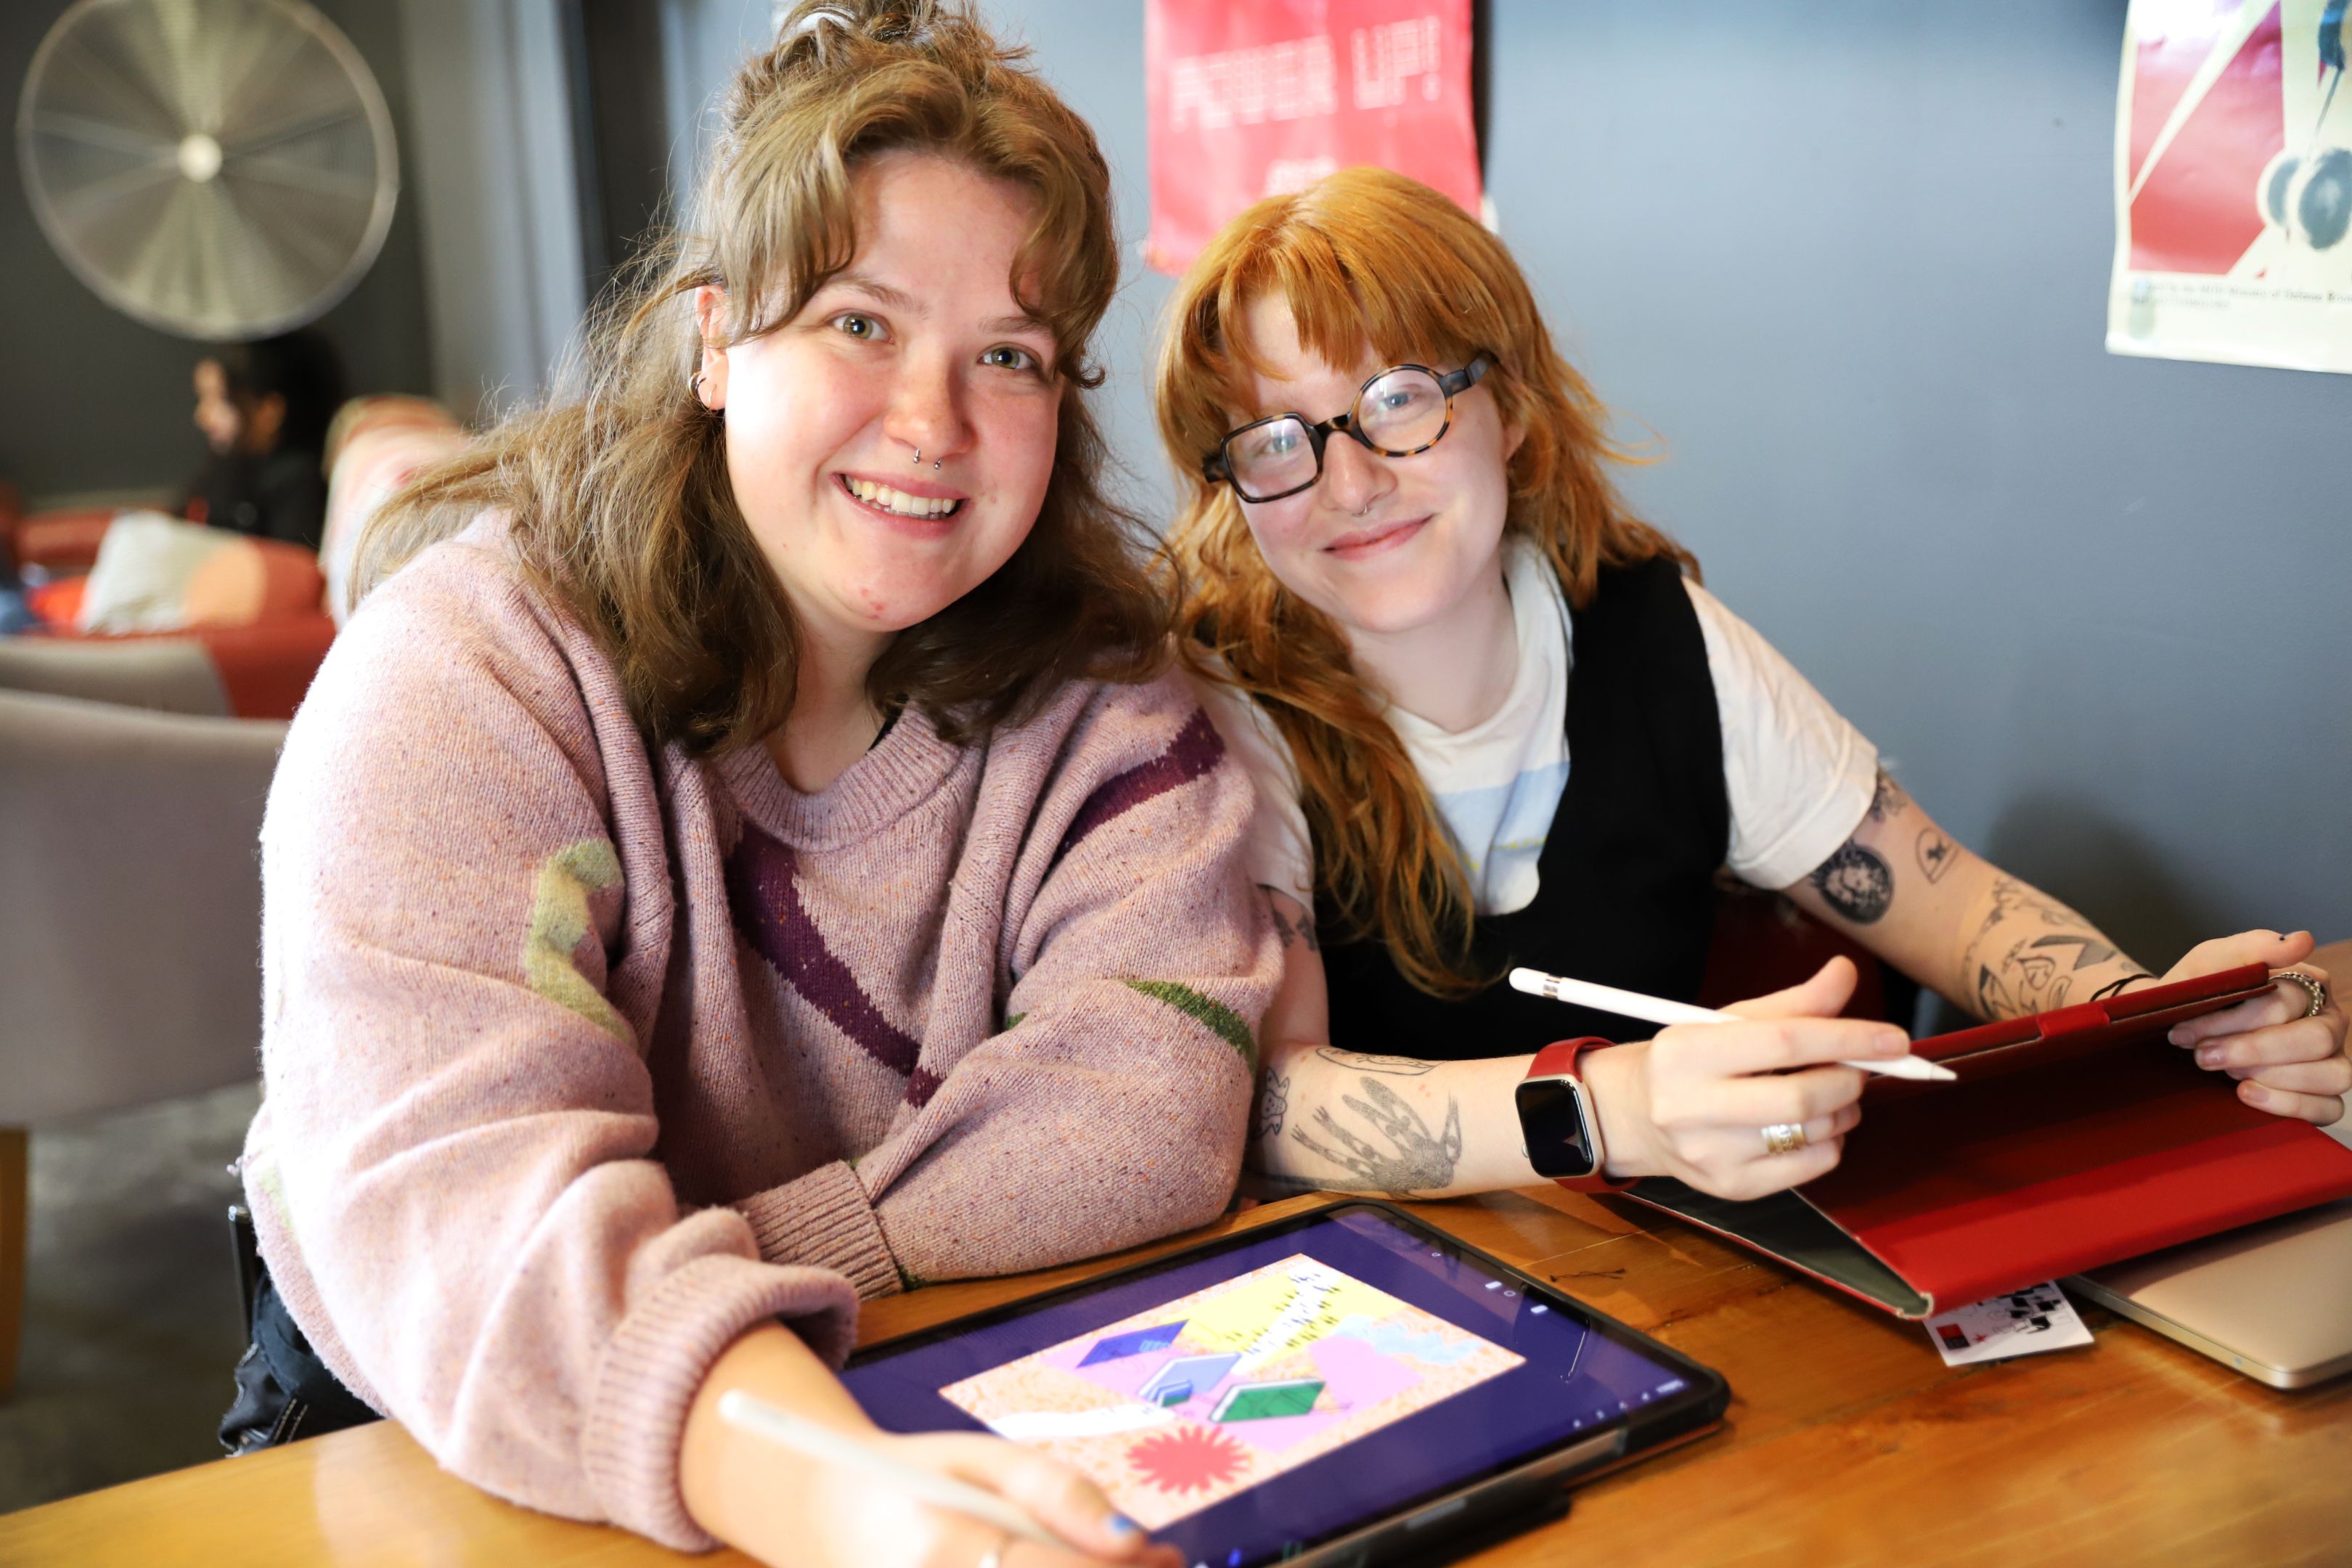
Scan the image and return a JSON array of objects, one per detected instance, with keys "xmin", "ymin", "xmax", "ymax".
[
  {"xmin": 1324, "ymin": 515, "xmax": 1429, "ymax": 555},
  {"xmin": 839, "ymin": 474, "xmax": 965, "ymax": 520}
]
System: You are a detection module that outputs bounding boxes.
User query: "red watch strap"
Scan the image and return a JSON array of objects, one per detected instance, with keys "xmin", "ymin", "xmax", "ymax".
[{"xmin": 1528, "ymin": 1036, "xmax": 1636, "ymax": 1193}]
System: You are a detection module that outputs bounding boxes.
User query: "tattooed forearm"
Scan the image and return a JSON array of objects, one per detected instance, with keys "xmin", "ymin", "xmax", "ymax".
[
  {"xmin": 1960, "ymin": 876, "xmax": 2140, "ymax": 1021},
  {"xmin": 1810, "ymin": 841, "xmax": 1894, "ymax": 923},
  {"xmin": 1254, "ymin": 1071, "xmax": 1290, "ymax": 1141},
  {"xmin": 1315, "ymin": 1046, "xmax": 1433, "ymax": 1077},
  {"xmin": 1289, "ymin": 1077, "xmax": 1463, "ymax": 1197}
]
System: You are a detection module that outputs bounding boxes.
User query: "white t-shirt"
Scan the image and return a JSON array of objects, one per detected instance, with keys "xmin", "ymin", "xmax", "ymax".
[{"xmin": 1191, "ymin": 542, "xmax": 1879, "ymax": 914}]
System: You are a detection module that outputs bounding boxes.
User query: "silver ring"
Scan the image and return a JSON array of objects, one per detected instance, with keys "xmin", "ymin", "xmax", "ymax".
[
  {"xmin": 2272, "ymin": 969, "xmax": 2329, "ymax": 1019},
  {"xmin": 976, "ymin": 1532, "xmax": 1010, "ymax": 1568},
  {"xmin": 1761, "ymin": 1122, "xmax": 1808, "ymax": 1156}
]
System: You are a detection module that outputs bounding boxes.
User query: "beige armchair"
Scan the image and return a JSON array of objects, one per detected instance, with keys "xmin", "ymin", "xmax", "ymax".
[{"xmin": 0, "ymin": 688, "xmax": 284, "ymax": 1397}]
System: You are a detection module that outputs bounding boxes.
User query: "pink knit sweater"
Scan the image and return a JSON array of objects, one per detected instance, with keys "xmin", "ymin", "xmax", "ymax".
[{"xmin": 239, "ymin": 520, "xmax": 1276, "ymax": 1547}]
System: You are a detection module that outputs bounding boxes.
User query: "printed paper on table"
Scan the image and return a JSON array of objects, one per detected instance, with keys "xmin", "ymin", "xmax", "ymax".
[
  {"xmin": 1143, "ymin": 0, "xmax": 1480, "ymax": 276},
  {"xmin": 2108, "ymin": 1, "xmax": 2352, "ymax": 372},
  {"xmin": 938, "ymin": 1254, "xmax": 1523, "ymax": 1528}
]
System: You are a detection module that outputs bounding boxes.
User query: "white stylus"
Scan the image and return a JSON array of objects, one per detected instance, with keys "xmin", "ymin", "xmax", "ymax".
[
  {"xmin": 1506, "ymin": 967, "xmax": 1958, "ymax": 1082},
  {"xmin": 717, "ymin": 1390, "xmax": 1061, "ymax": 1546}
]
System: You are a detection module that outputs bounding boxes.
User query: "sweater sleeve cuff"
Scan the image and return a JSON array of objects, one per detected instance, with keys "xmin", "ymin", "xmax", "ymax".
[
  {"xmin": 735, "ymin": 1159, "xmax": 904, "ymax": 1301},
  {"xmin": 581, "ymin": 1251, "xmax": 860, "ymax": 1551}
]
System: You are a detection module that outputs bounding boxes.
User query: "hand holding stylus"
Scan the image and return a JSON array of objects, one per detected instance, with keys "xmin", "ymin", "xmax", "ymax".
[
  {"xmin": 682, "ymin": 1323, "xmax": 1178, "ymax": 1568},
  {"xmin": 1507, "ymin": 968, "xmax": 1956, "ymax": 1082},
  {"xmin": 1560, "ymin": 958, "xmax": 1915, "ymax": 1201}
]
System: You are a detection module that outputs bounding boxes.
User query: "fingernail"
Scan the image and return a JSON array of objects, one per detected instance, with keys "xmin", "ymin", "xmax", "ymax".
[
  {"xmin": 2242, "ymin": 1082, "xmax": 2269, "ymax": 1104},
  {"xmin": 1106, "ymin": 1513, "xmax": 1143, "ymax": 1539},
  {"xmin": 2197, "ymin": 1046, "xmax": 2222, "ymax": 1067},
  {"xmin": 2168, "ymin": 1026, "xmax": 2188, "ymax": 1046},
  {"xmin": 1878, "ymin": 1030, "xmax": 1908, "ymax": 1055}
]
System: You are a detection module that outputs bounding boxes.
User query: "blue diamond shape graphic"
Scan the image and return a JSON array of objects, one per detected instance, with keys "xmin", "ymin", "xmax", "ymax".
[{"xmin": 1077, "ymin": 1320, "xmax": 1187, "ymax": 1366}]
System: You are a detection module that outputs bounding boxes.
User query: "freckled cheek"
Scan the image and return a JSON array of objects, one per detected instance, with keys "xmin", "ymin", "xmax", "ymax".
[
  {"xmin": 976, "ymin": 396, "xmax": 1059, "ymax": 503},
  {"xmin": 1239, "ymin": 501, "xmax": 1319, "ymax": 568},
  {"xmin": 727, "ymin": 355, "xmax": 883, "ymax": 501}
]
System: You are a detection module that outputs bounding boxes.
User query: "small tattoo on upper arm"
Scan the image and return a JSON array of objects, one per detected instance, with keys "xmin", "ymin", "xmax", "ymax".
[
  {"xmin": 1868, "ymin": 769, "xmax": 1911, "ymax": 822},
  {"xmin": 1262, "ymin": 888, "xmax": 1319, "ymax": 953},
  {"xmin": 1289, "ymin": 1077, "xmax": 1462, "ymax": 1198},
  {"xmin": 1315, "ymin": 1046, "xmax": 1433, "ymax": 1076},
  {"xmin": 1915, "ymin": 828, "xmax": 1956, "ymax": 883},
  {"xmin": 1810, "ymin": 841, "xmax": 1894, "ymax": 924}
]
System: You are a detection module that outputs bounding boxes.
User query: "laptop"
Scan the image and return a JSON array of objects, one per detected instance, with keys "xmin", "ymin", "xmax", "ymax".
[{"xmin": 2067, "ymin": 1195, "xmax": 2352, "ymax": 1389}]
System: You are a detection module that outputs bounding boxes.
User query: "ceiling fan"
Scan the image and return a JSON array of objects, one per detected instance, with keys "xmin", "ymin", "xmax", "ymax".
[{"xmin": 17, "ymin": 0, "xmax": 400, "ymax": 340}]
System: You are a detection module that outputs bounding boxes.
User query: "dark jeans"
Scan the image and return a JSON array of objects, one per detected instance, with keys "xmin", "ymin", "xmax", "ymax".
[{"xmin": 218, "ymin": 1209, "xmax": 381, "ymax": 1454}]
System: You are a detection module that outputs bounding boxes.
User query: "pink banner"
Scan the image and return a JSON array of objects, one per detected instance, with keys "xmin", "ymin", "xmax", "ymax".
[{"xmin": 1144, "ymin": 0, "xmax": 1480, "ymax": 275}]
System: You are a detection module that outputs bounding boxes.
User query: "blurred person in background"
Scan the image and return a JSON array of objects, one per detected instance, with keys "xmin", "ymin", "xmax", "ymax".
[{"xmin": 182, "ymin": 327, "xmax": 346, "ymax": 551}]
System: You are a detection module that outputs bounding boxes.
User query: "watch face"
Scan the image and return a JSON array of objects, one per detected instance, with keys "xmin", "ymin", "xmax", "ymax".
[{"xmin": 1515, "ymin": 1076, "xmax": 1598, "ymax": 1180}]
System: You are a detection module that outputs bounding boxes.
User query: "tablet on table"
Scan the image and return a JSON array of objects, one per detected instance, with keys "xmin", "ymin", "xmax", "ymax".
[{"xmin": 844, "ymin": 1201, "xmax": 1728, "ymax": 1567}]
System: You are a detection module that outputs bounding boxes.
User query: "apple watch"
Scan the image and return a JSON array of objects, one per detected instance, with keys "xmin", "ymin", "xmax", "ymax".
[{"xmin": 1516, "ymin": 1037, "xmax": 1635, "ymax": 1193}]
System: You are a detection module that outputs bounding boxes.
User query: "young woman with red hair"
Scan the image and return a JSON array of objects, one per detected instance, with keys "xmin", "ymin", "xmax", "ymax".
[{"xmin": 1159, "ymin": 167, "xmax": 2347, "ymax": 1207}]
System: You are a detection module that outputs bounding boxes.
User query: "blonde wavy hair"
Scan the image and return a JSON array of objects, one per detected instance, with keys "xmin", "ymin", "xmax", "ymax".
[
  {"xmin": 355, "ymin": 0, "xmax": 1161, "ymax": 753},
  {"xmin": 1156, "ymin": 167, "xmax": 1695, "ymax": 996}
]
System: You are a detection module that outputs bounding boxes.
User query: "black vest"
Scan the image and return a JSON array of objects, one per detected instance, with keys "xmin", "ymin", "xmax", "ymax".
[{"xmin": 1318, "ymin": 556, "xmax": 1730, "ymax": 1059}]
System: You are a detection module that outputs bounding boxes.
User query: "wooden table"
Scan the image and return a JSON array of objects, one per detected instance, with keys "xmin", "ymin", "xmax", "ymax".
[{"xmin": 3, "ymin": 1188, "xmax": 2345, "ymax": 1567}]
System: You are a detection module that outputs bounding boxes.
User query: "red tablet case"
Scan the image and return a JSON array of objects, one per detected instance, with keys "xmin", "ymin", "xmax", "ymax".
[{"xmin": 1620, "ymin": 965, "xmax": 2352, "ymax": 1318}]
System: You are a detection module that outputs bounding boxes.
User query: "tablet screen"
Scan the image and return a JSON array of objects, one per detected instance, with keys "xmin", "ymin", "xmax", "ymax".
[{"xmin": 844, "ymin": 1204, "xmax": 1709, "ymax": 1567}]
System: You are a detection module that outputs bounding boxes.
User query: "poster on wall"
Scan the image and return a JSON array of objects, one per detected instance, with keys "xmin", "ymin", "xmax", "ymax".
[
  {"xmin": 2107, "ymin": 1, "xmax": 2352, "ymax": 373},
  {"xmin": 1143, "ymin": 0, "xmax": 1479, "ymax": 276}
]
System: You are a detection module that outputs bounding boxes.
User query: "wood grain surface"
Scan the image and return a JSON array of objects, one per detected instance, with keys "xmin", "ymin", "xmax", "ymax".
[{"xmin": 1, "ymin": 1188, "xmax": 2343, "ymax": 1567}]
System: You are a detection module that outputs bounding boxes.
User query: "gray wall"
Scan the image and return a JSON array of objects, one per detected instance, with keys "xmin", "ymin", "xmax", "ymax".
[
  {"xmin": 958, "ymin": 0, "xmax": 2349, "ymax": 967},
  {"xmin": 533, "ymin": 1, "xmax": 2352, "ymax": 965},
  {"xmin": 397, "ymin": 0, "xmax": 588, "ymax": 422},
  {"xmin": 0, "ymin": 0, "xmax": 436, "ymax": 505}
]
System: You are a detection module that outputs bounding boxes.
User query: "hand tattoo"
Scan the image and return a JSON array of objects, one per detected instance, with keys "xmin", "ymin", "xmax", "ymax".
[
  {"xmin": 1289, "ymin": 1077, "xmax": 1462, "ymax": 1198},
  {"xmin": 1810, "ymin": 841, "xmax": 1895, "ymax": 924},
  {"xmin": 1315, "ymin": 1046, "xmax": 1433, "ymax": 1077},
  {"xmin": 1254, "ymin": 1071, "xmax": 1290, "ymax": 1141}
]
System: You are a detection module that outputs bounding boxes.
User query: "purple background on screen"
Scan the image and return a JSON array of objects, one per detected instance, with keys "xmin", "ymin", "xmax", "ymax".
[{"xmin": 842, "ymin": 1209, "xmax": 1698, "ymax": 1567}]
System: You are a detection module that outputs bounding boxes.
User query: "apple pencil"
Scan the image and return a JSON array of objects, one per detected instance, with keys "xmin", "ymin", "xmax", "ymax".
[
  {"xmin": 1506, "ymin": 967, "xmax": 1958, "ymax": 1082},
  {"xmin": 717, "ymin": 1389, "xmax": 1061, "ymax": 1546}
]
